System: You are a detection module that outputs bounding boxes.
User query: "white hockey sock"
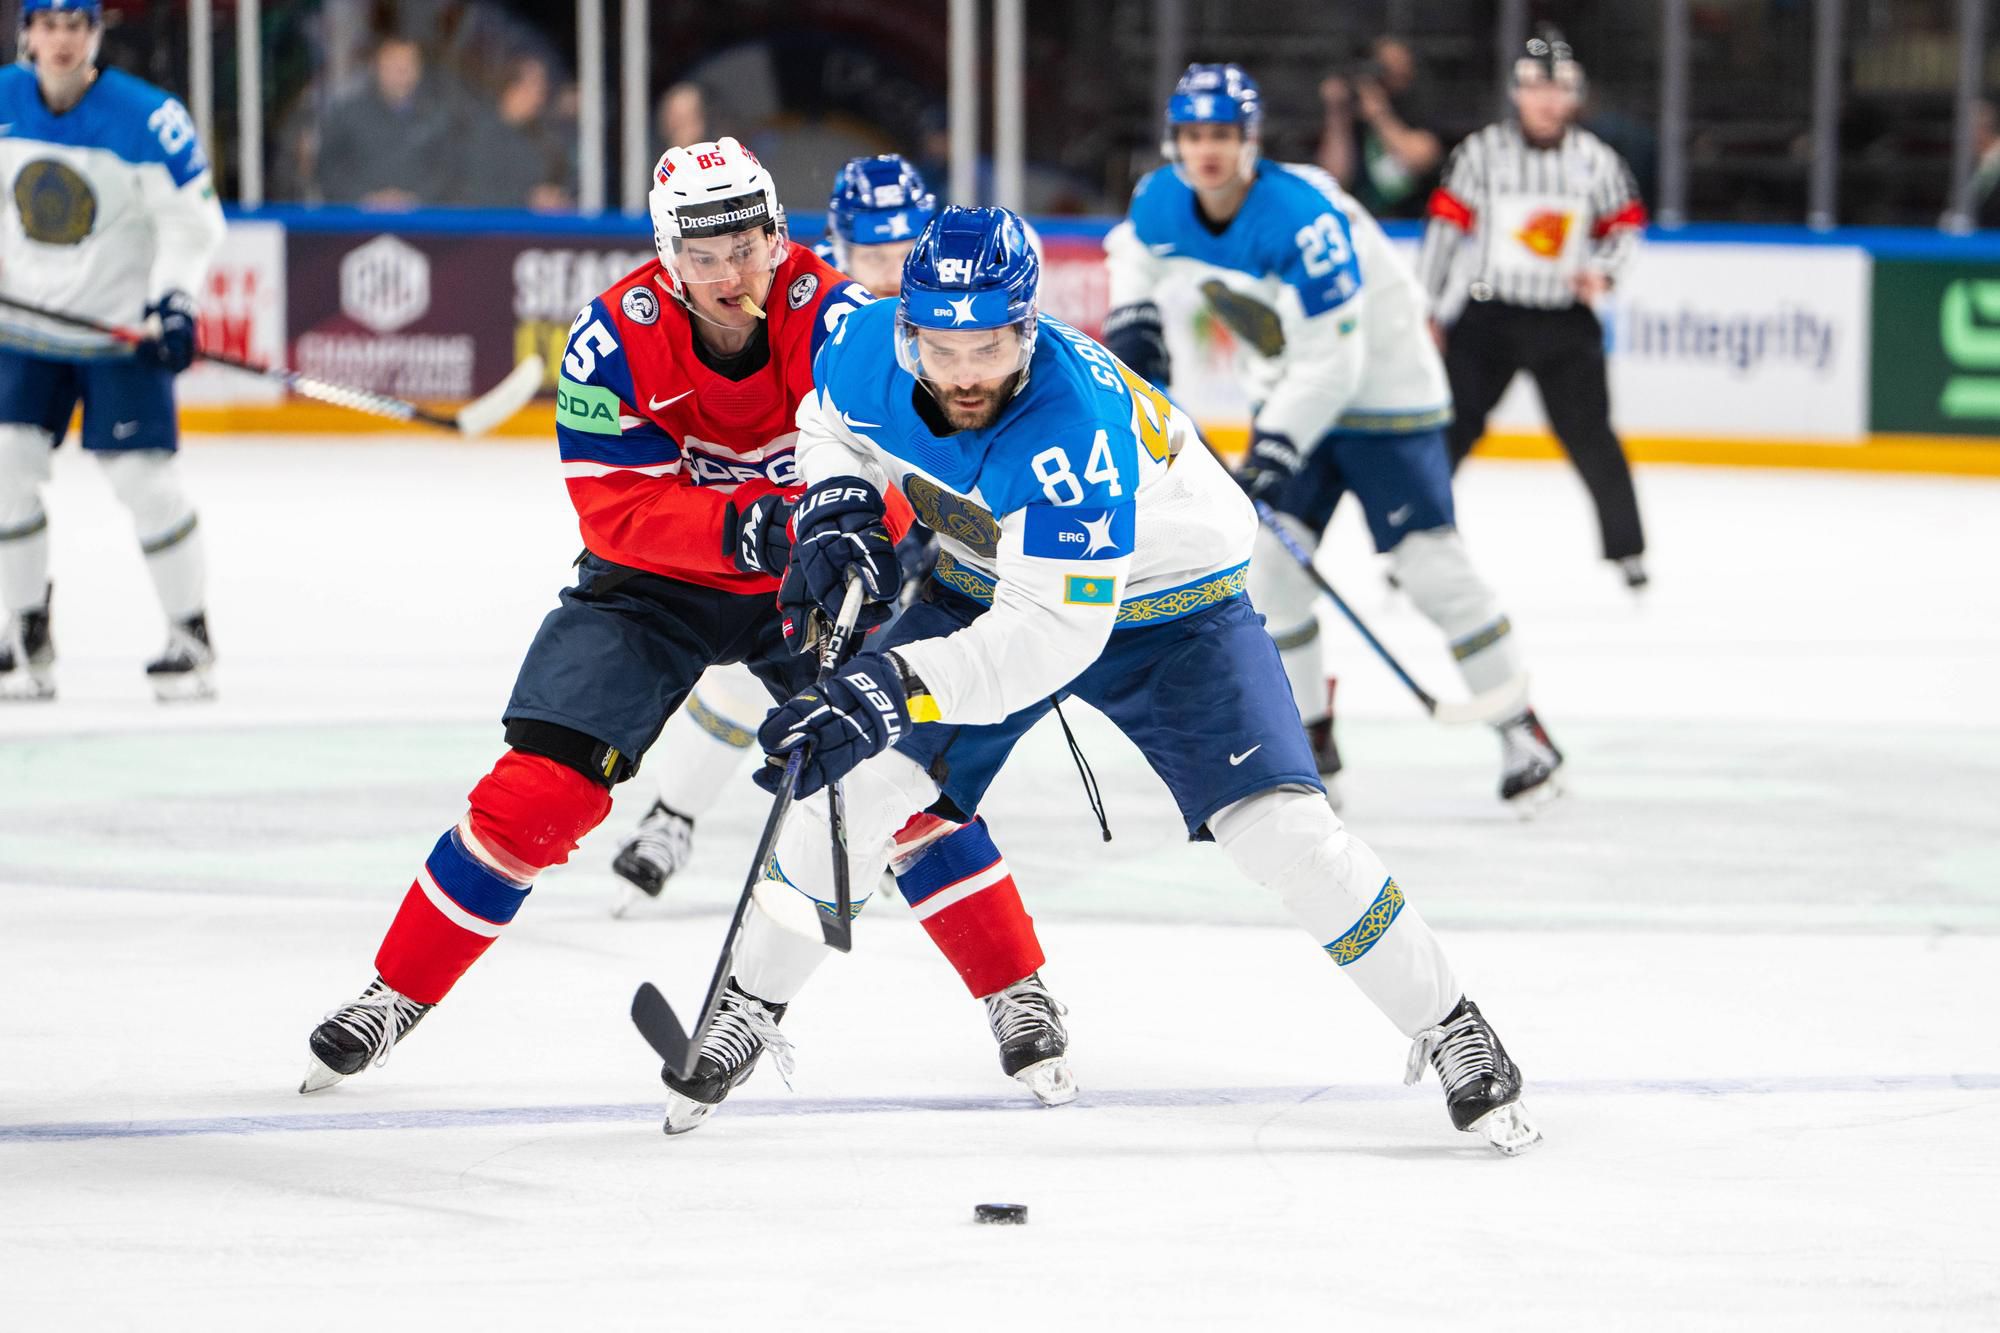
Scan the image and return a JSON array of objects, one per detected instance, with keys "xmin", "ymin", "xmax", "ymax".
[
  {"xmin": 1249, "ymin": 521, "xmax": 1330, "ymax": 721},
  {"xmin": 736, "ymin": 749, "xmax": 939, "ymax": 1005},
  {"xmin": 0, "ymin": 425, "xmax": 53, "ymax": 614},
  {"xmin": 1212, "ymin": 787, "xmax": 1459, "ymax": 1037},
  {"xmin": 97, "ymin": 450, "xmax": 206, "ymax": 622},
  {"xmin": 1389, "ymin": 528, "xmax": 1523, "ymax": 696},
  {"xmin": 652, "ymin": 665, "xmax": 770, "ymax": 819}
]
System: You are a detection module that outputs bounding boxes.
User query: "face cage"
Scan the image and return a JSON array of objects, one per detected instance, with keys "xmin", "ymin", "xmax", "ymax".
[
  {"xmin": 894, "ymin": 309, "xmax": 1038, "ymax": 390},
  {"xmin": 661, "ymin": 219, "xmax": 789, "ymax": 301}
]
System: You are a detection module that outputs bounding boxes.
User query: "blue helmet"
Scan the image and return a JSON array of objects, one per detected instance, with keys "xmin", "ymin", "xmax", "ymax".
[
  {"xmin": 22, "ymin": 0, "xmax": 103, "ymax": 20},
  {"xmin": 895, "ymin": 206, "xmax": 1041, "ymax": 383},
  {"xmin": 1162, "ymin": 63, "xmax": 1263, "ymax": 175},
  {"xmin": 826, "ymin": 155, "xmax": 937, "ymax": 261}
]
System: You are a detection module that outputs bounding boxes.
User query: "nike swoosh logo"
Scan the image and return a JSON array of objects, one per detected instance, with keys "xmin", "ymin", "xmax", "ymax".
[
  {"xmin": 1148, "ymin": 243, "xmax": 1176, "ymax": 255},
  {"xmin": 112, "ymin": 421, "xmax": 140, "ymax": 438},
  {"xmin": 648, "ymin": 390, "xmax": 693, "ymax": 411},
  {"xmin": 1229, "ymin": 745, "xmax": 1261, "ymax": 766},
  {"xmin": 841, "ymin": 411, "xmax": 882, "ymax": 430},
  {"xmin": 1388, "ymin": 505, "xmax": 1414, "ymax": 525}
]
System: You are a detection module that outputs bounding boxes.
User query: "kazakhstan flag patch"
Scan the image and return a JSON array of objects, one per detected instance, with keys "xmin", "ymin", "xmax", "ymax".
[{"xmin": 1063, "ymin": 575, "xmax": 1117, "ymax": 607}]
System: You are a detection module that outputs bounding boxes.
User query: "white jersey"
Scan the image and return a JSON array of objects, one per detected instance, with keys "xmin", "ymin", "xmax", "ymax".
[
  {"xmin": 0, "ymin": 64, "xmax": 226, "ymax": 358},
  {"xmin": 800, "ymin": 299, "xmax": 1253, "ymax": 726},
  {"xmin": 1106, "ymin": 160, "xmax": 1451, "ymax": 439}
]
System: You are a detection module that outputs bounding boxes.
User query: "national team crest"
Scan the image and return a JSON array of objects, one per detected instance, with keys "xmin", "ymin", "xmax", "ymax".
[
  {"xmin": 621, "ymin": 286, "xmax": 659, "ymax": 325},
  {"xmin": 903, "ymin": 472, "xmax": 1000, "ymax": 559},
  {"xmin": 788, "ymin": 274, "xmax": 820, "ymax": 310}
]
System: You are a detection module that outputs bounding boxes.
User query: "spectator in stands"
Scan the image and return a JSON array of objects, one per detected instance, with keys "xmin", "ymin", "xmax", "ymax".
[
  {"xmin": 1317, "ymin": 37, "xmax": 1444, "ymax": 219},
  {"xmin": 315, "ymin": 36, "xmax": 461, "ymax": 209},
  {"xmin": 655, "ymin": 82, "xmax": 708, "ymax": 156},
  {"xmin": 1971, "ymin": 99, "xmax": 2000, "ymax": 230},
  {"xmin": 457, "ymin": 55, "xmax": 574, "ymax": 210}
]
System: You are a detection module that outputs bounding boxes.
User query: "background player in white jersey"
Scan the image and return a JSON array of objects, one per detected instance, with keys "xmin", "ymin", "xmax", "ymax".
[
  {"xmin": 0, "ymin": 0, "xmax": 226, "ymax": 701},
  {"xmin": 1103, "ymin": 64, "xmax": 1562, "ymax": 808},
  {"xmin": 609, "ymin": 153, "xmax": 940, "ymax": 909},
  {"xmin": 648, "ymin": 206, "xmax": 1539, "ymax": 1156}
]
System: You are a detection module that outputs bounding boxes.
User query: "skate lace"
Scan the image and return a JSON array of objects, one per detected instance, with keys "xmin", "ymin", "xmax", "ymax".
[
  {"xmin": 324, "ymin": 984, "xmax": 426, "ymax": 1071},
  {"xmin": 1403, "ymin": 1008, "xmax": 1498, "ymax": 1095},
  {"xmin": 706, "ymin": 989, "xmax": 795, "ymax": 1087},
  {"xmin": 624, "ymin": 804, "xmax": 694, "ymax": 875},
  {"xmin": 984, "ymin": 979, "xmax": 1067, "ymax": 1046}
]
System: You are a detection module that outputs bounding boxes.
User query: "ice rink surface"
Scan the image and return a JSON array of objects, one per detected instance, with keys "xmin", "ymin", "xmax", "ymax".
[{"xmin": 2, "ymin": 438, "xmax": 1996, "ymax": 1330}]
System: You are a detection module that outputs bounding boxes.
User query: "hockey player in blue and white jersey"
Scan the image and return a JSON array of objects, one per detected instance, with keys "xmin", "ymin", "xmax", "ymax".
[
  {"xmin": 649, "ymin": 205, "xmax": 1540, "ymax": 1156},
  {"xmin": 0, "ymin": 0, "xmax": 226, "ymax": 701},
  {"xmin": 610, "ymin": 153, "xmax": 941, "ymax": 908},
  {"xmin": 1104, "ymin": 64, "xmax": 1562, "ymax": 808}
]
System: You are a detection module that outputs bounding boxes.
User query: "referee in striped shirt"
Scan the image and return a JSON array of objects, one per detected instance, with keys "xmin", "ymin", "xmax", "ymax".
[{"xmin": 1417, "ymin": 31, "xmax": 1650, "ymax": 589}]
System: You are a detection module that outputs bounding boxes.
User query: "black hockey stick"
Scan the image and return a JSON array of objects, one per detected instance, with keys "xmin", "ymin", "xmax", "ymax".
[
  {"xmin": 632, "ymin": 574, "xmax": 869, "ymax": 1079},
  {"xmin": 1253, "ymin": 500, "xmax": 1529, "ymax": 725},
  {"xmin": 0, "ymin": 291, "xmax": 544, "ymax": 439}
]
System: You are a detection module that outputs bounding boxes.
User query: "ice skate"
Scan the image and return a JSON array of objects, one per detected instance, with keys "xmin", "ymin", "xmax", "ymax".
[
  {"xmin": 611, "ymin": 800, "xmax": 695, "ymax": 916},
  {"xmin": 0, "ymin": 589, "xmax": 54, "ymax": 702},
  {"xmin": 982, "ymin": 973, "xmax": 1076, "ymax": 1107},
  {"xmin": 299, "ymin": 978, "xmax": 433, "ymax": 1093},
  {"xmin": 1404, "ymin": 996, "xmax": 1541, "ymax": 1155},
  {"xmin": 145, "ymin": 612, "xmax": 215, "ymax": 703},
  {"xmin": 661, "ymin": 979, "xmax": 793, "ymax": 1134},
  {"xmin": 1497, "ymin": 708, "xmax": 1563, "ymax": 813}
]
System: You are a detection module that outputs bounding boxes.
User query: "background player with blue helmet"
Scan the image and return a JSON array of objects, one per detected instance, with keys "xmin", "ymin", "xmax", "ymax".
[
  {"xmin": 0, "ymin": 0, "xmax": 227, "ymax": 701},
  {"xmin": 610, "ymin": 152, "xmax": 942, "ymax": 910},
  {"xmin": 649, "ymin": 205, "xmax": 1540, "ymax": 1156},
  {"xmin": 1104, "ymin": 64, "xmax": 1563, "ymax": 809}
]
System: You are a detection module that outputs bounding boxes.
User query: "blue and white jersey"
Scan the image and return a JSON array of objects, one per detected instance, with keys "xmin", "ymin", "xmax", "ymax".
[
  {"xmin": 798, "ymin": 297, "xmax": 1254, "ymax": 725},
  {"xmin": 1105, "ymin": 160, "xmax": 1451, "ymax": 439},
  {"xmin": 0, "ymin": 65, "xmax": 226, "ymax": 358}
]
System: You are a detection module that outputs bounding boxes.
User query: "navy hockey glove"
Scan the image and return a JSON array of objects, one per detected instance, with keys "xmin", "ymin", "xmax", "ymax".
[
  {"xmin": 1234, "ymin": 429, "xmax": 1304, "ymax": 505},
  {"xmin": 136, "ymin": 290, "xmax": 199, "ymax": 373},
  {"xmin": 722, "ymin": 491, "xmax": 795, "ymax": 577},
  {"xmin": 782, "ymin": 477, "xmax": 900, "ymax": 648},
  {"xmin": 755, "ymin": 652, "xmax": 913, "ymax": 798},
  {"xmin": 1103, "ymin": 302, "xmax": 1171, "ymax": 389}
]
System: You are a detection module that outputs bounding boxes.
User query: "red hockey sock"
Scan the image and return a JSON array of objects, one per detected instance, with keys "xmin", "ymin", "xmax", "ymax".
[
  {"xmin": 375, "ymin": 751, "xmax": 611, "ymax": 1005},
  {"xmin": 891, "ymin": 817, "xmax": 1045, "ymax": 998}
]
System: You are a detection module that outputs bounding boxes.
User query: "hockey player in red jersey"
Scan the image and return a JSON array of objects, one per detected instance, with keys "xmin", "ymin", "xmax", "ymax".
[{"xmin": 299, "ymin": 137, "xmax": 888, "ymax": 1091}]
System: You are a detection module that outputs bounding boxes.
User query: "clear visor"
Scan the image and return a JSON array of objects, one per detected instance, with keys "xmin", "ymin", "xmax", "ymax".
[
  {"xmin": 667, "ymin": 222, "xmax": 787, "ymax": 288},
  {"xmin": 894, "ymin": 313, "xmax": 1036, "ymax": 385}
]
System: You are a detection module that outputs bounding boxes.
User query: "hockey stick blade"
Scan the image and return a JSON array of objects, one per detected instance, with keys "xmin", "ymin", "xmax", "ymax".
[
  {"xmin": 630, "ymin": 982, "xmax": 692, "ymax": 1069},
  {"xmin": 455, "ymin": 355, "xmax": 546, "ymax": 438}
]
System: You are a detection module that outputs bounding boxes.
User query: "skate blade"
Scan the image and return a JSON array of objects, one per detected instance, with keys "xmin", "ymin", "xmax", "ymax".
[
  {"xmin": 0, "ymin": 673, "xmax": 55, "ymax": 702},
  {"xmin": 661, "ymin": 1090, "xmax": 717, "ymax": 1135},
  {"xmin": 1468, "ymin": 1100, "xmax": 1542, "ymax": 1156},
  {"xmin": 299, "ymin": 1056, "xmax": 346, "ymax": 1094},
  {"xmin": 1013, "ymin": 1056, "xmax": 1077, "ymax": 1107},
  {"xmin": 1505, "ymin": 772, "xmax": 1565, "ymax": 820},
  {"xmin": 150, "ymin": 672, "xmax": 216, "ymax": 704}
]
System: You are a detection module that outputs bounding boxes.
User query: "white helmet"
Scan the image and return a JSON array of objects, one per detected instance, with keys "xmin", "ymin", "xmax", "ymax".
[{"xmin": 648, "ymin": 136, "xmax": 788, "ymax": 303}]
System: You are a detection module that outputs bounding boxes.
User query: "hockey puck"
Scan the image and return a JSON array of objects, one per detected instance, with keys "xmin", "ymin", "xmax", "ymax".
[{"xmin": 973, "ymin": 1203, "xmax": 1028, "ymax": 1225}]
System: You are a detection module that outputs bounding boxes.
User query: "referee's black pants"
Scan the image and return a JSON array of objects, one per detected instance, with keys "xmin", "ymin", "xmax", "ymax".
[{"xmin": 1443, "ymin": 300, "xmax": 1646, "ymax": 562}]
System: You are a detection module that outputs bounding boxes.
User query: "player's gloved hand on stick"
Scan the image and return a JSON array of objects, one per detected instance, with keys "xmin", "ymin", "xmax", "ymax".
[
  {"xmin": 780, "ymin": 476, "xmax": 900, "ymax": 651},
  {"xmin": 755, "ymin": 651, "xmax": 913, "ymax": 798},
  {"xmin": 722, "ymin": 489, "xmax": 795, "ymax": 577},
  {"xmin": 1234, "ymin": 428, "xmax": 1304, "ymax": 505},
  {"xmin": 1102, "ymin": 301, "xmax": 1171, "ymax": 389},
  {"xmin": 136, "ymin": 290, "xmax": 199, "ymax": 373}
]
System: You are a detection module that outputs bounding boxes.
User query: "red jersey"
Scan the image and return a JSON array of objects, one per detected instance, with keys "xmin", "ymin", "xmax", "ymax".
[{"xmin": 553, "ymin": 245, "xmax": 872, "ymax": 592}]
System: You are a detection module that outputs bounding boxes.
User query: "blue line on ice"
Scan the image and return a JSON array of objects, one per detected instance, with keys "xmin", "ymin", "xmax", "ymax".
[{"xmin": 4, "ymin": 1073, "xmax": 1996, "ymax": 1143}]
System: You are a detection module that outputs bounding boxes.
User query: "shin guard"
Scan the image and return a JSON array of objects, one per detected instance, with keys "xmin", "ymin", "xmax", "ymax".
[{"xmin": 892, "ymin": 818, "xmax": 1045, "ymax": 998}]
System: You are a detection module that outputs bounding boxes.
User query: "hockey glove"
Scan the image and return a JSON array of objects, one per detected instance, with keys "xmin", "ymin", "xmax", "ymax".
[
  {"xmin": 1234, "ymin": 429, "xmax": 1304, "ymax": 505},
  {"xmin": 1102, "ymin": 302, "xmax": 1171, "ymax": 390},
  {"xmin": 755, "ymin": 652, "xmax": 913, "ymax": 798},
  {"xmin": 136, "ymin": 290, "xmax": 199, "ymax": 373},
  {"xmin": 722, "ymin": 491, "xmax": 796, "ymax": 577},
  {"xmin": 781, "ymin": 477, "xmax": 900, "ymax": 649}
]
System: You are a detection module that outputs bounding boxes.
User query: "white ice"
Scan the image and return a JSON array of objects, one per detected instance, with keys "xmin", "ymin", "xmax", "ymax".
[{"xmin": 2, "ymin": 438, "xmax": 1996, "ymax": 1330}]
